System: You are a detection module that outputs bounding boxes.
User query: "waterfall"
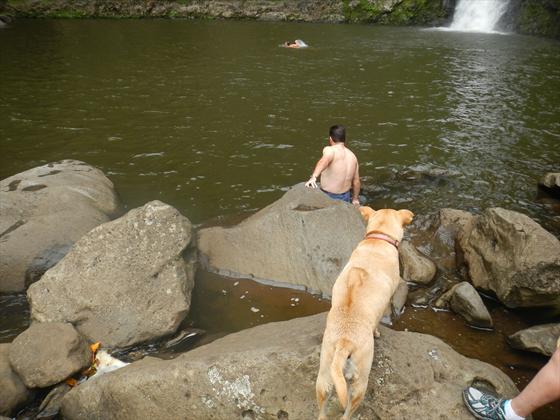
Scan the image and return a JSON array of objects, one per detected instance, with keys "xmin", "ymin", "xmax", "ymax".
[{"xmin": 450, "ymin": 0, "xmax": 510, "ymax": 33}]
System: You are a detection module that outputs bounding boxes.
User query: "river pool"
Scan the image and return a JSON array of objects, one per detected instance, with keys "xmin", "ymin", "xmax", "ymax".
[{"xmin": 1, "ymin": 19, "xmax": 559, "ymax": 419}]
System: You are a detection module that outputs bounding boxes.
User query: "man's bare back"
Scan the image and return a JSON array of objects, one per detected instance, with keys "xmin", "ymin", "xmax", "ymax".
[
  {"xmin": 305, "ymin": 125, "xmax": 361, "ymax": 205},
  {"xmin": 320, "ymin": 144, "xmax": 358, "ymax": 194}
]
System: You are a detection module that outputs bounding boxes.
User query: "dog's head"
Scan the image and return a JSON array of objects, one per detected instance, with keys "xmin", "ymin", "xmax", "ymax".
[{"xmin": 359, "ymin": 206, "xmax": 414, "ymax": 241}]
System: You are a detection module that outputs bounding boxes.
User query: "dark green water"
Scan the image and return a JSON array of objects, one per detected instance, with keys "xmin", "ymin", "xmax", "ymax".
[
  {"xmin": 1, "ymin": 19, "xmax": 560, "ymax": 419},
  {"xmin": 1, "ymin": 20, "xmax": 559, "ymax": 227}
]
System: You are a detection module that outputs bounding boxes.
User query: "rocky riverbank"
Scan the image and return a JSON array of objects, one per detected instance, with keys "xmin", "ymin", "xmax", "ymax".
[
  {"xmin": 2, "ymin": 162, "xmax": 559, "ymax": 418},
  {"xmin": 1, "ymin": 0, "xmax": 559, "ymax": 38}
]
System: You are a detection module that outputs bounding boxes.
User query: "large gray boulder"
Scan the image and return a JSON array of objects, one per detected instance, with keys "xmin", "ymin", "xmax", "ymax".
[
  {"xmin": 0, "ymin": 160, "xmax": 121, "ymax": 292},
  {"xmin": 508, "ymin": 323, "xmax": 560, "ymax": 356},
  {"xmin": 198, "ymin": 184, "xmax": 364, "ymax": 295},
  {"xmin": 28, "ymin": 201, "xmax": 196, "ymax": 348},
  {"xmin": 60, "ymin": 313, "xmax": 517, "ymax": 420},
  {"xmin": 399, "ymin": 241, "xmax": 437, "ymax": 284},
  {"xmin": 0, "ymin": 343, "xmax": 31, "ymax": 416},
  {"xmin": 9, "ymin": 323, "xmax": 91, "ymax": 389},
  {"xmin": 458, "ymin": 208, "xmax": 560, "ymax": 309}
]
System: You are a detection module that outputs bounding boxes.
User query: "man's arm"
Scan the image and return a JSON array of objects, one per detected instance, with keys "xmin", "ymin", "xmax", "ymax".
[
  {"xmin": 305, "ymin": 147, "xmax": 334, "ymax": 188},
  {"xmin": 352, "ymin": 162, "xmax": 360, "ymax": 205}
]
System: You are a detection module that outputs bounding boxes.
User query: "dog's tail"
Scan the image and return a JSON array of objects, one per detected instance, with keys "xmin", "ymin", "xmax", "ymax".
[{"xmin": 330, "ymin": 338, "xmax": 355, "ymax": 410}]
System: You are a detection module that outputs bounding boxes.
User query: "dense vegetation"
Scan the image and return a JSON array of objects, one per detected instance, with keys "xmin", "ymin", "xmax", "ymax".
[{"xmin": 1, "ymin": 0, "xmax": 558, "ymax": 38}]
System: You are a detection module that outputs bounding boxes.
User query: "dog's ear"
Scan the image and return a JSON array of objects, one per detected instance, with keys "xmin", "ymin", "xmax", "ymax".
[
  {"xmin": 398, "ymin": 209, "xmax": 414, "ymax": 226},
  {"xmin": 359, "ymin": 206, "xmax": 375, "ymax": 221}
]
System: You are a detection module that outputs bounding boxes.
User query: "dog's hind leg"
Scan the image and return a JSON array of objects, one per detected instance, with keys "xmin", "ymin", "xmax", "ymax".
[
  {"xmin": 316, "ymin": 377, "xmax": 331, "ymax": 420},
  {"xmin": 341, "ymin": 338, "xmax": 374, "ymax": 419},
  {"xmin": 316, "ymin": 344, "xmax": 334, "ymax": 420},
  {"xmin": 316, "ymin": 365, "xmax": 333, "ymax": 420}
]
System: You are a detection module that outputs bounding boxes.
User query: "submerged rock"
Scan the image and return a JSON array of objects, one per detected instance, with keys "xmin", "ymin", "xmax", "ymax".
[
  {"xmin": 0, "ymin": 160, "xmax": 121, "ymax": 292},
  {"xmin": 9, "ymin": 322, "xmax": 91, "ymax": 389},
  {"xmin": 198, "ymin": 184, "xmax": 364, "ymax": 295},
  {"xmin": 508, "ymin": 323, "xmax": 560, "ymax": 356},
  {"xmin": 28, "ymin": 201, "xmax": 196, "ymax": 348},
  {"xmin": 458, "ymin": 208, "xmax": 560, "ymax": 309},
  {"xmin": 60, "ymin": 313, "xmax": 517, "ymax": 420},
  {"xmin": 0, "ymin": 344, "xmax": 31, "ymax": 417},
  {"xmin": 538, "ymin": 172, "xmax": 560, "ymax": 198}
]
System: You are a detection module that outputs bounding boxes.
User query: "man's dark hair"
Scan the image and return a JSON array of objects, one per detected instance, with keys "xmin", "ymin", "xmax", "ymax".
[{"xmin": 329, "ymin": 125, "xmax": 346, "ymax": 142}]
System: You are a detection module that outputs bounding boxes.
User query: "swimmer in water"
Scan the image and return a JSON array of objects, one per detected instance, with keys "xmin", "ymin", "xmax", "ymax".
[{"xmin": 282, "ymin": 39, "xmax": 308, "ymax": 48}]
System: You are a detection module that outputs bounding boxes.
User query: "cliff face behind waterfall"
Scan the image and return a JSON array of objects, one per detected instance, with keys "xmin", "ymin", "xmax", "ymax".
[
  {"xmin": 0, "ymin": 0, "xmax": 454, "ymax": 25},
  {"xmin": 1, "ymin": 0, "xmax": 559, "ymax": 38},
  {"xmin": 500, "ymin": 0, "xmax": 560, "ymax": 38}
]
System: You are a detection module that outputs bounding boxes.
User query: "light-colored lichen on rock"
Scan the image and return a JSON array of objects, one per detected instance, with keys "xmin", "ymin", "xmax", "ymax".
[{"xmin": 207, "ymin": 366, "xmax": 263, "ymax": 415}]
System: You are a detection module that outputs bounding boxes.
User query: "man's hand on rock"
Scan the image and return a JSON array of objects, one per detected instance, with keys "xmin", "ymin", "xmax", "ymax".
[
  {"xmin": 352, "ymin": 198, "xmax": 360, "ymax": 206},
  {"xmin": 305, "ymin": 176, "xmax": 318, "ymax": 188}
]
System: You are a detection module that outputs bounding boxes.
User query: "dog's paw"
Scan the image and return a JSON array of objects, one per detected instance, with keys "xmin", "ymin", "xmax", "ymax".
[{"xmin": 374, "ymin": 328, "xmax": 380, "ymax": 338}]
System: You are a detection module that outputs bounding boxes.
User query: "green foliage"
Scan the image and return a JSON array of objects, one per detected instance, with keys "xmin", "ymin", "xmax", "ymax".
[
  {"xmin": 342, "ymin": 0, "xmax": 383, "ymax": 23},
  {"xmin": 390, "ymin": 0, "xmax": 447, "ymax": 24},
  {"xmin": 343, "ymin": 0, "xmax": 447, "ymax": 25},
  {"xmin": 53, "ymin": 9, "xmax": 88, "ymax": 18},
  {"xmin": 518, "ymin": 0, "xmax": 560, "ymax": 38}
]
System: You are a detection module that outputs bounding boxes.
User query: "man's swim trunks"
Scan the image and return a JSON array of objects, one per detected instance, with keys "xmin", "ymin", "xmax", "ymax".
[{"xmin": 321, "ymin": 188, "xmax": 351, "ymax": 203}]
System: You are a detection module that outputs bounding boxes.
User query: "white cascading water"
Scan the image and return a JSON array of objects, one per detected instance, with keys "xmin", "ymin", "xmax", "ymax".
[{"xmin": 450, "ymin": 0, "xmax": 510, "ymax": 32}]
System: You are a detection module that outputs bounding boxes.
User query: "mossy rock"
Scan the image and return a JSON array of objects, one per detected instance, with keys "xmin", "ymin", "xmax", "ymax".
[
  {"xmin": 517, "ymin": 0, "xmax": 560, "ymax": 38},
  {"xmin": 343, "ymin": 0, "xmax": 449, "ymax": 24}
]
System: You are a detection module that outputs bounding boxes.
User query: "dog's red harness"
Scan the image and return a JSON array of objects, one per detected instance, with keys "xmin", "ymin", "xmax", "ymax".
[{"xmin": 364, "ymin": 230, "xmax": 400, "ymax": 250}]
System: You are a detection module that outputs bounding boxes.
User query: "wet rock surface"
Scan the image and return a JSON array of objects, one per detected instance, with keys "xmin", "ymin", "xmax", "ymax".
[
  {"xmin": 0, "ymin": 160, "xmax": 121, "ymax": 292},
  {"xmin": 399, "ymin": 241, "xmax": 437, "ymax": 284},
  {"xmin": 538, "ymin": 172, "xmax": 560, "ymax": 198},
  {"xmin": 508, "ymin": 323, "xmax": 560, "ymax": 356},
  {"xmin": 61, "ymin": 313, "xmax": 517, "ymax": 420},
  {"xmin": 27, "ymin": 201, "xmax": 196, "ymax": 349},
  {"xmin": 458, "ymin": 208, "xmax": 560, "ymax": 309},
  {"xmin": 35, "ymin": 382, "xmax": 72, "ymax": 420},
  {"xmin": 436, "ymin": 282, "xmax": 493, "ymax": 329},
  {"xmin": 9, "ymin": 322, "xmax": 91, "ymax": 389},
  {"xmin": 0, "ymin": 343, "xmax": 31, "ymax": 416},
  {"xmin": 407, "ymin": 208, "xmax": 474, "ymax": 274},
  {"xmin": 198, "ymin": 184, "xmax": 364, "ymax": 295}
]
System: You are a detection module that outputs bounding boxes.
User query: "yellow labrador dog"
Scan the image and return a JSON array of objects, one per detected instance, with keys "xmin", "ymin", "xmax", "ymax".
[{"xmin": 316, "ymin": 207, "xmax": 414, "ymax": 420}]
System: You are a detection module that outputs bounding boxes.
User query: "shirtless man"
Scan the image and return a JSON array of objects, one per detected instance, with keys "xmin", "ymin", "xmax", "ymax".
[{"xmin": 305, "ymin": 125, "xmax": 360, "ymax": 205}]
